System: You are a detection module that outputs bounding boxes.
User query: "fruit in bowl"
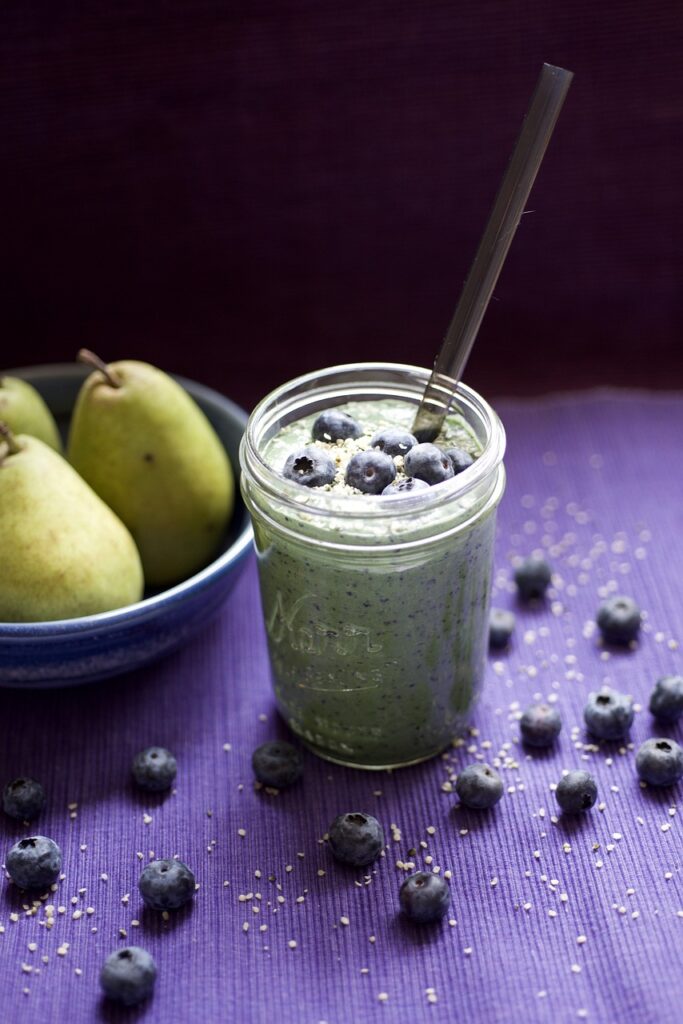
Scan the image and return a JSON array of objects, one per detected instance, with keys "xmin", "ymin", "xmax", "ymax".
[
  {"xmin": 0, "ymin": 374, "xmax": 62, "ymax": 451},
  {"xmin": 0, "ymin": 425, "xmax": 144, "ymax": 621},
  {"xmin": 68, "ymin": 351, "xmax": 234, "ymax": 587},
  {"xmin": 0, "ymin": 358, "xmax": 252, "ymax": 688}
]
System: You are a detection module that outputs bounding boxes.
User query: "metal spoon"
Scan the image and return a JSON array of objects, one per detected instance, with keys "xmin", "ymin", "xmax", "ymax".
[{"xmin": 412, "ymin": 63, "xmax": 573, "ymax": 442}]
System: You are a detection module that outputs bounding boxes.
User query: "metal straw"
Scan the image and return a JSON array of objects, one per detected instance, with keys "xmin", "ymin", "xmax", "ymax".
[{"xmin": 412, "ymin": 63, "xmax": 573, "ymax": 442}]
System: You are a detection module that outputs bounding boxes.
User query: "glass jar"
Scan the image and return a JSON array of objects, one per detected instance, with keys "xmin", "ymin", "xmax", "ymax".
[{"xmin": 240, "ymin": 363, "xmax": 506, "ymax": 769}]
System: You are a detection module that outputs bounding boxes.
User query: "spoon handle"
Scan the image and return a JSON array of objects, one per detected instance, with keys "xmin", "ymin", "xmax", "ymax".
[{"xmin": 412, "ymin": 63, "xmax": 573, "ymax": 442}]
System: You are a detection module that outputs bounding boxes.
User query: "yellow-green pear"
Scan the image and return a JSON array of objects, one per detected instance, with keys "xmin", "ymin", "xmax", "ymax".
[
  {"xmin": 67, "ymin": 350, "xmax": 234, "ymax": 587},
  {"xmin": 0, "ymin": 375, "xmax": 62, "ymax": 451},
  {"xmin": 0, "ymin": 426, "xmax": 144, "ymax": 622}
]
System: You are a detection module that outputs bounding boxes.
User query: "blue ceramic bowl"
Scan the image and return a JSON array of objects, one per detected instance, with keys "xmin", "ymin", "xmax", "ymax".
[{"xmin": 0, "ymin": 364, "xmax": 253, "ymax": 688}]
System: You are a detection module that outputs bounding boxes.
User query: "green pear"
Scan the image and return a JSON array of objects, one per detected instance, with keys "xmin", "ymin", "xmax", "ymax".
[
  {"xmin": 67, "ymin": 350, "xmax": 235, "ymax": 587},
  {"xmin": 0, "ymin": 426, "xmax": 144, "ymax": 622},
  {"xmin": 0, "ymin": 375, "xmax": 62, "ymax": 451}
]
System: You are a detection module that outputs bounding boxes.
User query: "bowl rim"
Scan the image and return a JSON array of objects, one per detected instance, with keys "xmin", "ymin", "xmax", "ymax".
[{"xmin": 0, "ymin": 363, "xmax": 253, "ymax": 636}]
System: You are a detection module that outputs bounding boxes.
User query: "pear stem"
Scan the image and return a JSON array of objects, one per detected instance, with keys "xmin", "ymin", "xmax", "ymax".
[
  {"xmin": 77, "ymin": 348, "xmax": 123, "ymax": 388},
  {"xmin": 0, "ymin": 421, "xmax": 22, "ymax": 458}
]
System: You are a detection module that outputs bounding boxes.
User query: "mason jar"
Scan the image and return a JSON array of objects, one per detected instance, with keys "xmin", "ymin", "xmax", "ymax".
[{"xmin": 240, "ymin": 363, "xmax": 506, "ymax": 769}]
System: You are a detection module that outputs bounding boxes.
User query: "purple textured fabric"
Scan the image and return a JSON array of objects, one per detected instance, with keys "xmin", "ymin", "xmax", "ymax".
[{"xmin": 1, "ymin": 389, "xmax": 682, "ymax": 1024}]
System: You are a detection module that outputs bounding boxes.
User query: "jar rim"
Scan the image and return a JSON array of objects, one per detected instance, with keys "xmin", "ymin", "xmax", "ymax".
[{"xmin": 240, "ymin": 362, "xmax": 506, "ymax": 522}]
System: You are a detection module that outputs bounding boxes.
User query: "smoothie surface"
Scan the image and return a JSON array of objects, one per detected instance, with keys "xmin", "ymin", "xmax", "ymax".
[{"xmin": 264, "ymin": 399, "xmax": 482, "ymax": 496}]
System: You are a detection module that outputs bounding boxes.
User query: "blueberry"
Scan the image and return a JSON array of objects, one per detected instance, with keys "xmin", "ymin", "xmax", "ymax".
[
  {"xmin": 328, "ymin": 812, "xmax": 384, "ymax": 867},
  {"xmin": 455, "ymin": 763, "xmax": 503, "ymax": 809},
  {"xmin": 635, "ymin": 738, "xmax": 683, "ymax": 787},
  {"xmin": 131, "ymin": 747, "xmax": 177, "ymax": 792},
  {"xmin": 584, "ymin": 687, "xmax": 634, "ymax": 741},
  {"xmin": 514, "ymin": 557, "xmax": 552, "ymax": 600},
  {"xmin": 596, "ymin": 595, "xmax": 641, "ymax": 645},
  {"xmin": 139, "ymin": 858, "xmax": 196, "ymax": 910},
  {"xmin": 399, "ymin": 871, "xmax": 450, "ymax": 924},
  {"xmin": 489, "ymin": 608, "xmax": 515, "ymax": 649},
  {"xmin": 2, "ymin": 777, "xmax": 46, "ymax": 821},
  {"xmin": 649, "ymin": 675, "xmax": 683, "ymax": 724},
  {"xmin": 283, "ymin": 446, "xmax": 336, "ymax": 488},
  {"xmin": 370, "ymin": 428, "xmax": 417, "ymax": 458},
  {"xmin": 345, "ymin": 450, "xmax": 396, "ymax": 495},
  {"xmin": 520, "ymin": 703, "xmax": 562, "ymax": 748},
  {"xmin": 312, "ymin": 410, "xmax": 362, "ymax": 442},
  {"xmin": 381, "ymin": 477, "xmax": 430, "ymax": 496},
  {"xmin": 403, "ymin": 443, "xmax": 454, "ymax": 485},
  {"xmin": 555, "ymin": 770, "xmax": 597, "ymax": 813},
  {"xmin": 100, "ymin": 947, "xmax": 157, "ymax": 1006},
  {"xmin": 252, "ymin": 741, "xmax": 303, "ymax": 789},
  {"xmin": 5, "ymin": 835, "xmax": 61, "ymax": 890},
  {"xmin": 444, "ymin": 446, "xmax": 475, "ymax": 475}
]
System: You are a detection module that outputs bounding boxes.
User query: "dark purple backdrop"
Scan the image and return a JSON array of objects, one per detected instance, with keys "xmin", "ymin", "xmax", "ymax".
[{"xmin": 1, "ymin": 1, "xmax": 681, "ymax": 409}]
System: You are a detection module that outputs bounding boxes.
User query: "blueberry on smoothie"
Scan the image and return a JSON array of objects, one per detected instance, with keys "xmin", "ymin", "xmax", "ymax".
[
  {"xmin": 596, "ymin": 595, "xmax": 641, "ymax": 644},
  {"xmin": 139, "ymin": 859, "xmax": 196, "ymax": 910},
  {"xmin": 584, "ymin": 687, "xmax": 634, "ymax": 741},
  {"xmin": 328, "ymin": 812, "xmax": 384, "ymax": 866},
  {"xmin": 6, "ymin": 836, "xmax": 62, "ymax": 890},
  {"xmin": 489, "ymin": 608, "xmax": 515, "ymax": 649},
  {"xmin": 370, "ymin": 428, "xmax": 417, "ymax": 458},
  {"xmin": 312, "ymin": 410, "xmax": 362, "ymax": 442},
  {"xmin": 514, "ymin": 556, "xmax": 552, "ymax": 600},
  {"xmin": 2, "ymin": 777, "xmax": 46, "ymax": 821},
  {"xmin": 649, "ymin": 675, "xmax": 683, "ymax": 724},
  {"xmin": 345, "ymin": 451, "xmax": 396, "ymax": 495},
  {"xmin": 520, "ymin": 703, "xmax": 562, "ymax": 748},
  {"xmin": 455, "ymin": 763, "xmax": 503, "ymax": 809},
  {"xmin": 399, "ymin": 872, "xmax": 450, "ymax": 924},
  {"xmin": 382, "ymin": 477, "xmax": 431, "ymax": 496},
  {"xmin": 555, "ymin": 770, "xmax": 597, "ymax": 813},
  {"xmin": 100, "ymin": 947, "xmax": 157, "ymax": 1006},
  {"xmin": 444, "ymin": 446, "xmax": 475, "ymax": 475},
  {"xmin": 404, "ymin": 443, "xmax": 454, "ymax": 485},
  {"xmin": 635, "ymin": 738, "xmax": 683, "ymax": 787},
  {"xmin": 252, "ymin": 741, "xmax": 303, "ymax": 789},
  {"xmin": 283, "ymin": 447, "xmax": 336, "ymax": 488},
  {"xmin": 131, "ymin": 747, "xmax": 177, "ymax": 792}
]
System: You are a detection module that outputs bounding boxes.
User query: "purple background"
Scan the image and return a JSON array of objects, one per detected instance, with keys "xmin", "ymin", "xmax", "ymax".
[
  {"xmin": 1, "ymin": 390, "xmax": 682, "ymax": 1023},
  {"xmin": 1, "ymin": 1, "xmax": 682, "ymax": 404}
]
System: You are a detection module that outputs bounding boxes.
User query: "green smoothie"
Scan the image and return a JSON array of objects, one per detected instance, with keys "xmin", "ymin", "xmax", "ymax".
[{"xmin": 240, "ymin": 364, "xmax": 505, "ymax": 769}]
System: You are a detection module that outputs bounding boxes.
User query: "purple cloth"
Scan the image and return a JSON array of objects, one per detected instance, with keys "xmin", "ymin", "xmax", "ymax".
[{"xmin": 1, "ymin": 389, "xmax": 682, "ymax": 1023}]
